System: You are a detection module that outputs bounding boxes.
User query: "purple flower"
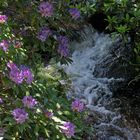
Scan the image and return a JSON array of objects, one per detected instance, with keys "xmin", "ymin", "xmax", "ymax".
[
  {"xmin": 0, "ymin": 127, "xmax": 6, "ymax": 136},
  {"xmin": 37, "ymin": 27, "xmax": 52, "ymax": 42},
  {"xmin": 22, "ymin": 96, "xmax": 37, "ymax": 108},
  {"xmin": 10, "ymin": 71, "xmax": 24, "ymax": 84},
  {"xmin": 0, "ymin": 40, "xmax": 9, "ymax": 52},
  {"xmin": 44, "ymin": 110, "xmax": 53, "ymax": 118},
  {"xmin": 0, "ymin": 15, "xmax": 8, "ymax": 23},
  {"xmin": 58, "ymin": 45, "xmax": 69, "ymax": 57},
  {"xmin": 71, "ymin": 99, "xmax": 85, "ymax": 112},
  {"xmin": 7, "ymin": 62, "xmax": 18, "ymax": 70},
  {"xmin": 7, "ymin": 62, "xmax": 24, "ymax": 84},
  {"xmin": 62, "ymin": 122, "xmax": 75, "ymax": 138},
  {"xmin": 57, "ymin": 36, "xmax": 69, "ymax": 57},
  {"xmin": 7, "ymin": 62, "xmax": 33, "ymax": 84},
  {"xmin": 12, "ymin": 108, "xmax": 28, "ymax": 124},
  {"xmin": 0, "ymin": 98, "xmax": 3, "ymax": 104},
  {"xmin": 14, "ymin": 40, "xmax": 22, "ymax": 49},
  {"xmin": 69, "ymin": 8, "xmax": 80, "ymax": 19},
  {"xmin": 39, "ymin": 2, "xmax": 54, "ymax": 17},
  {"xmin": 20, "ymin": 66, "xmax": 33, "ymax": 84},
  {"xmin": 58, "ymin": 36, "xmax": 69, "ymax": 47},
  {"xmin": 38, "ymin": 137, "xmax": 45, "ymax": 140}
]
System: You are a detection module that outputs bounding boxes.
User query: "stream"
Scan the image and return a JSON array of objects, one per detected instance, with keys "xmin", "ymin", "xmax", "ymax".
[{"xmin": 62, "ymin": 26, "xmax": 140, "ymax": 140}]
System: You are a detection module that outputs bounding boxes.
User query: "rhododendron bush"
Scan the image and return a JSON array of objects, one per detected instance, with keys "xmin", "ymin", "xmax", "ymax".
[{"xmin": 0, "ymin": 0, "xmax": 93, "ymax": 139}]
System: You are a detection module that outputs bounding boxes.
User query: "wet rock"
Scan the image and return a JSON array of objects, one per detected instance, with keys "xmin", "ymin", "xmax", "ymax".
[
  {"xmin": 93, "ymin": 38, "xmax": 134, "ymax": 79},
  {"xmin": 114, "ymin": 80, "xmax": 140, "ymax": 125}
]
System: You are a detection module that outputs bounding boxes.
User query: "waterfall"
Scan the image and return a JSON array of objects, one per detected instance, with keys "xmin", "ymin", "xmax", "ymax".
[{"xmin": 62, "ymin": 26, "xmax": 140, "ymax": 140}]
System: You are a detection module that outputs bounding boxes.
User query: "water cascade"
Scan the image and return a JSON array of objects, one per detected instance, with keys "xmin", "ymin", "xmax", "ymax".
[{"xmin": 62, "ymin": 26, "xmax": 140, "ymax": 140}]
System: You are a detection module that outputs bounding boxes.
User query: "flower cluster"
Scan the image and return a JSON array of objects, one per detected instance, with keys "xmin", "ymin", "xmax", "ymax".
[
  {"xmin": 0, "ymin": 98, "xmax": 3, "ymax": 104},
  {"xmin": 39, "ymin": 2, "xmax": 54, "ymax": 17},
  {"xmin": 57, "ymin": 36, "xmax": 69, "ymax": 57},
  {"xmin": 20, "ymin": 65, "xmax": 34, "ymax": 84},
  {"xmin": 7, "ymin": 62, "xmax": 33, "ymax": 84},
  {"xmin": 71, "ymin": 99, "xmax": 85, "ymax": 112},
  {"xmin": 13, "ymin": 40, "xmax": 22, "ymax": 49},
  {"xmin": 0, "ymin": 15, "xmax": 8, "ymax": 23},
  {"xmin": 0, "ymin": 127, "xmax": 5, "ymax": 136},
  {"xmin": 44, "ymin": 110, "xmax": 53, "ymax": 118},
  {"xmin": 62, "ymin": 122, "xmax": 75, "ymax": 138},
  {"xmin": 0, "ymin": 1, "xmax": 85, "ymax": 139},
  {"xmin": 12, "ymin": 96, "xmax": 37, "ymax": 123},
  {"xmin": 12, "ymin": 108, "xmax": 28, "ymax": 124},
  {"xmin": 22, "ymin": 96, "xmax": 37, "ymax": 108},
  {"xmin": 0, "ymin": 40, "xmax": 9, "ymax": 52},
  {"xmin": 37, "ymin": 27, "xmax": 52, "ymax": 42},
  {"xmin": 37, "ymin": 2, "xmax": 81, "ymax": 58},
  {"xmin": 69, "ymin": 8, "xmax": 80, "ymax": 19},
  {"xmin": 38, "ymin": 137, "xmax": 45, "ymax": 140}
]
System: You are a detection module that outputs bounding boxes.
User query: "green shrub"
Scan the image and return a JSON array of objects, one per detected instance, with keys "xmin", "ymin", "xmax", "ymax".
[
  {"xmin": 85, "ymin": 0, "xmax": 140, "ymax": 82},
  {"xmin": 0, "ymin": 1, "xmax": 92, "ymax": 139}
]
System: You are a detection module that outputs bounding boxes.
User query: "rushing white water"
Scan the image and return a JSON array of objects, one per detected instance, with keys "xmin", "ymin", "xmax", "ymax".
[{"xmin": 62, "ymin": 26, "xmax": 140, "ymax": 140}]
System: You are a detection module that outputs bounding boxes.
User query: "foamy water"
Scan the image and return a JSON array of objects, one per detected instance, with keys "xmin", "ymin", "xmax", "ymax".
[{"xmin": 62, "ymin": 26, "xmax": 140, "ymax": 140}]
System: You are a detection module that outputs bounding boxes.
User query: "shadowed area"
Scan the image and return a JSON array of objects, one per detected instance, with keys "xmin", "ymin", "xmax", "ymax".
[{"xmin": 88, "ymin": 12, "xmax": 109, "ymax": 32}]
